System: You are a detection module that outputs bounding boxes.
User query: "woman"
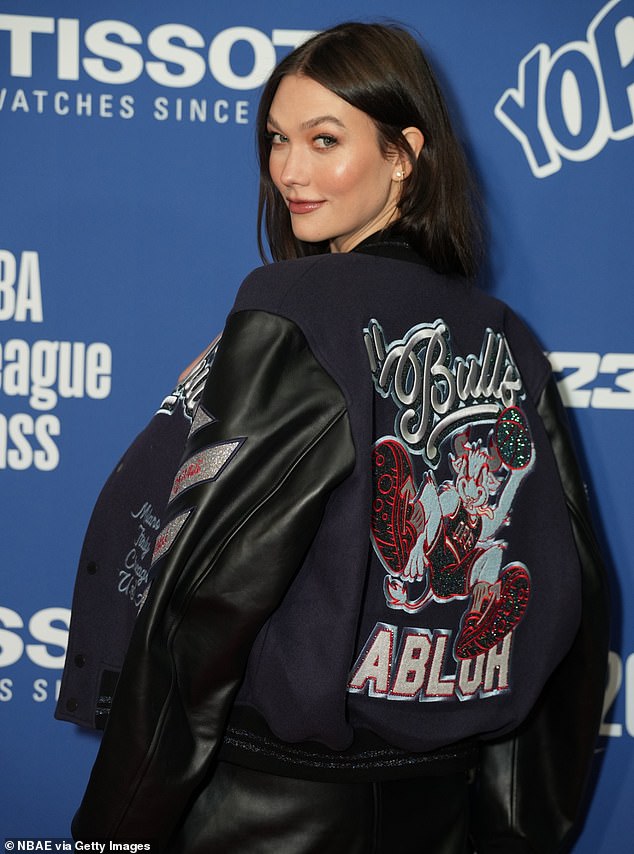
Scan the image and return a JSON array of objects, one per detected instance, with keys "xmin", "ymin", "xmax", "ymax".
[{"xmin": 68, "ymin": 23, "xmax": 608, "ymax": 853}]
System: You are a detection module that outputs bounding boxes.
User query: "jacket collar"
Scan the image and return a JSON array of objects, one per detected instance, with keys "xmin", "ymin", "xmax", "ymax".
[{"xmin": 351, "ymin": 228, "xmax": 426, "ymax": 266}]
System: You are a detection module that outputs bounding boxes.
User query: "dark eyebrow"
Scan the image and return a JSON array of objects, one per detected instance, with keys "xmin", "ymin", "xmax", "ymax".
[
  {"xmin": 267, "ymin": 113, "xmax": 346, "ymax": 131},
  {"xmin": 301, "ymin": 115, "xmax": 346, "ymax": 130}
]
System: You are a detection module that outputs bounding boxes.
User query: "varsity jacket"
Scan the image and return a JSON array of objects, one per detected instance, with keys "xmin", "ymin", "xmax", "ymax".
[
  {"xmin": 56, "ymin": 342, "xmax": 219, "ymax": 732},
  {"xmin": 71, "ymin": 239, "xmax": 608, "ymax": 851}
]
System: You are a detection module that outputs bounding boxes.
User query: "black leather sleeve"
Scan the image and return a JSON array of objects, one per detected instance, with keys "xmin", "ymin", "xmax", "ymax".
[
  {"xmin": 471, "ymin": 377, "xmax": 609, "ymax": 854},
  {"xmin": 71, "ymin": 309, "xmax": 355, "ymax": 845}
]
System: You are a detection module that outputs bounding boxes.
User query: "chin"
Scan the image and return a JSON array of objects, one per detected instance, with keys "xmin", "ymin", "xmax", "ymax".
[{"xmin": 291, "ymin": 227, "xmax": 330, "ymax": 246}]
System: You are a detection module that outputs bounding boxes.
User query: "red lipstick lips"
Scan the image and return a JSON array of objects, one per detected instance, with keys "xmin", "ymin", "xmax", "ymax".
[{"xmin": 287, "ymin": 199, "xmax": 324, "ymax": 214}]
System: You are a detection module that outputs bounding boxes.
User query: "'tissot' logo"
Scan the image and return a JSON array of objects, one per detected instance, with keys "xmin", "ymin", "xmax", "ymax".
[
  {"xmin": 495, "ymin": 0, "xmax": 634, "ymax": 177},
  {"xmin": 0, "ymin": 15, "xmax": 315, "ymax": 90}
]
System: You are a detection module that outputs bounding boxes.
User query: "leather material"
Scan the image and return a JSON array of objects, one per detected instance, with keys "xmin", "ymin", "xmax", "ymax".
[
  {"xmin": 72, "ymin": 309, "xmax": 355, "ymax": 845},
  {"xmin": 167, "ymin": 760, "xmax": 470, "ymax": 854},
  {"xmin": 471, "ymin": 377, "xmax": 609, "ymax": 853}
]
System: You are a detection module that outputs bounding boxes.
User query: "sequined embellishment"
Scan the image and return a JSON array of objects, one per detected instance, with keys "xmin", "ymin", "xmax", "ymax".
[
  {"xmin": 150, "ymin": 510, "xmax": 191, "ymax": 567},
  {"xmin": 190, "ymin": 404, "xmax": 216, "ymax": 436},
  {"xmin": 169, "ymin": 440, "xmax": 242, "ymax": 503}
]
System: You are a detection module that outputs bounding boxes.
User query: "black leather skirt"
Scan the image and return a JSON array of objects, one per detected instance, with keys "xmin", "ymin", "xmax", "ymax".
[{"xmin": 167, "ymin": 760, "xmax": 471, "ymax": 853}]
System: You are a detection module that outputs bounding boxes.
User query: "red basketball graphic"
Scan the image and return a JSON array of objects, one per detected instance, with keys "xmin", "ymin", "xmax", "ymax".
[
  {"xmin": 454, "ymin": 563, "xmax": 531, "ymax": 660},
  {"xmin": 495, "ymin": 406, "xmax": 532, "ymax": 470},
  {"xmin": 371, "ymin": 439, "xmax": 418, "ymax": 576}
]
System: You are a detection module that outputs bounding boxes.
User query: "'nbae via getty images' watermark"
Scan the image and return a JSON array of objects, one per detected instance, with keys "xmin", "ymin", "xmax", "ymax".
[{"xmin": 4, "ymin": 841, "xmax": 153, "ymax": 852}]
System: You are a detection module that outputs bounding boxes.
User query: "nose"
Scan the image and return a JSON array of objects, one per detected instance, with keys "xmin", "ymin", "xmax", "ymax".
[{"xmin": 276, "ymin": 145, "xmax": 309, "ymax": 188}]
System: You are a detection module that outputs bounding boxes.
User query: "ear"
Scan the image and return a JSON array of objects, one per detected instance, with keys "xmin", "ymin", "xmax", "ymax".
[{"xmin": 392, "ymin": 126, "xmax": 425, "ymax": 180}]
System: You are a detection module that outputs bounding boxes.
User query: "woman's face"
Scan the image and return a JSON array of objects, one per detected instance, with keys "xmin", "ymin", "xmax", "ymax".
[{"xmin": 267, "ymin": 74, "xmax": 403, "ymax": 253}]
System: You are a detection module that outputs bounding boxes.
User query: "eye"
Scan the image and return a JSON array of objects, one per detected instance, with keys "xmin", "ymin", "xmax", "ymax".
[
  {"xmin": 314, "ymin": 134, "xmax": 338, "ymax": 149},
  {"xmin": 267, "ymin": 130, "xmax": 288, "ymax": 145}
]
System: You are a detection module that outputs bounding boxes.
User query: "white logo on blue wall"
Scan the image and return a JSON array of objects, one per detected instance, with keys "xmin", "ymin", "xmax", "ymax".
[
  {"xmin": 548, "ymin": 351, "xmax": 634, "ymax": 409},
  {"xmin": 495, "ymin": 0, "xmax": 634, "ymax": 177},
  {"xmin": 0, "ymin": 18, "xmax": 315, "ymax": 123},
  {"xmin": 0, "ymin": 17, "xmax": 314, "ymax": 89},
  {"xmin": 0, "ymin": 605, "xmax": 69, "ymax": 705},
  {"xmin": 0, "ymin": 248, "xmax": 113, "ymax": 471}
]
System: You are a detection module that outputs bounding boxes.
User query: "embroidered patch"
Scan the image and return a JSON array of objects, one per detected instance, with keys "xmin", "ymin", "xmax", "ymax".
[
  {"xmin": 150, "ymin": 509, "xmax": 192, "ymax": 567},
  {"xmin": 348, "ymin": 622, "xmax": 513, "ymax": 701},
  {"xmin": 169, "ymin": 440, "xmax": 243, "ymax": 502},
  {"xmin": 157, "ymin": 337, "xmax": 221, "ymax": 420},
  {"xmin": 371, "ymin": 422, "xmax": 534, "ymax": 634},
  {"xmin": 117, "ymin": 500, "xmax": 162, "ymax": 612},
  {"xmin": 350, "ymin": 318, "xmax": 537, "ymax": 705},
  {"xmin": 190, "ymin": 404, "xmax": 216, "ymax": 436},
  {"xmin": 364, "ymin": 318, "xmax": 524, "ymax": 467}
]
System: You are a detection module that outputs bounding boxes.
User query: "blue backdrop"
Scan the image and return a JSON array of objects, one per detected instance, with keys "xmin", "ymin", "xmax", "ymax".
[{"xmin": 1, "ymin": 0, "xmax": 632, "ymax": 848}]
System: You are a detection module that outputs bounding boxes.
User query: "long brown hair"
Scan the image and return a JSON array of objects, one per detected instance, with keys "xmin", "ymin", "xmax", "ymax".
[{"xmin": 256, "ymin": 22, "xmax": 482, "ymax": 278}]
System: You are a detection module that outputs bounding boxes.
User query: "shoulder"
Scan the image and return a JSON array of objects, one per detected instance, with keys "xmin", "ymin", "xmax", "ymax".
[
  {"xmin": 232, "ymin": 252, "xmax": 445, "ymax": 312},
  {"xmin": 497, "ymin": 303, "xmax": 552, "ymax": 399}
]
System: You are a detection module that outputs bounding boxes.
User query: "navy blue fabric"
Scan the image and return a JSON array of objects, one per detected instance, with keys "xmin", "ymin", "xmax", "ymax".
[{"xmin": 229, "ymin": 250, "xmax": 581, "ymax": 758}]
